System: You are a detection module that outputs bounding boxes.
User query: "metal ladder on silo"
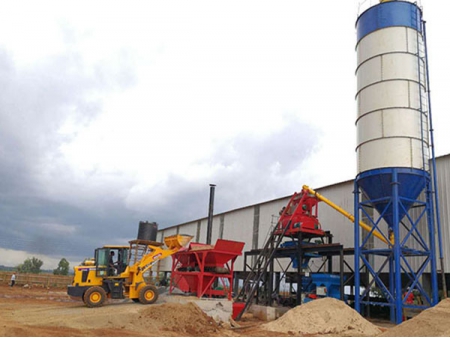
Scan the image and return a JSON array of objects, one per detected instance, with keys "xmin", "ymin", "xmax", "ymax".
[
  {"xmin": 413, "ymin": 7, "xmax": 430, "ymax": 173},
  {"xmin": 417, "ymin": 12, "xmax": 448, "ymax": 299},
  {"xmin": 413, "ymin": 6, "xmax": 447, "ymax": 301}
]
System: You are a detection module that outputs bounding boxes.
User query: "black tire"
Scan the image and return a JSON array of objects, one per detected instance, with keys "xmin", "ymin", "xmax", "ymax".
[
  {"xmin": 84, "ymin": 286, "xmax": 107, "ymax": 308},
  {"xmin": 138, "ymin": 285, "xmax": 158, "ymax": 304}
]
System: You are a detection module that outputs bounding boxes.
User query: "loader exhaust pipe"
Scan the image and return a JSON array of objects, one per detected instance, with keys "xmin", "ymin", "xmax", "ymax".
[{"xmin": 206, "ymin": 184, "xmax": 216, "ymax": 245}]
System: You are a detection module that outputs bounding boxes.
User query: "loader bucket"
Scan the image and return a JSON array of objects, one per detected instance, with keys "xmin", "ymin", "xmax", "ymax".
[{"xmin": 164, "ymin": 234, "xmax": 193, "ymax": 250}]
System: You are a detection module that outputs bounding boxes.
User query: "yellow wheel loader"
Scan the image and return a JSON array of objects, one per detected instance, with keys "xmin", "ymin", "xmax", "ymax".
[{"xmin": 68, "ymin": 234, "xmax": 192, "ymax": 307}]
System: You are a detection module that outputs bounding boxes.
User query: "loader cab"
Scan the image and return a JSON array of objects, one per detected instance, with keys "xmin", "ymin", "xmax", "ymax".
[{"xmin": 95, "ymin": 245, "xmax": 129, "ymax": 277}]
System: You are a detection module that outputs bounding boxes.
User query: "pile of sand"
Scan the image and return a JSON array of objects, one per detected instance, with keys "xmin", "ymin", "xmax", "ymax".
[
  {"xmin": 138, "ymin": 302, "xmax": 221, "ymax": 336},
  {"xmin": 381, "ymin": 298, "xmax": 450, "ymax": 337},
  {"xmin": 262, "ymin": 297, "xmax": 382, "ymax": 337}
]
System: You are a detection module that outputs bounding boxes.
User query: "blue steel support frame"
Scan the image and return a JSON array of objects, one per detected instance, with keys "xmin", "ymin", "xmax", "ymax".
[{"xmin": 354, "ymin": 168, "xmax": 438, "ymax": 324}]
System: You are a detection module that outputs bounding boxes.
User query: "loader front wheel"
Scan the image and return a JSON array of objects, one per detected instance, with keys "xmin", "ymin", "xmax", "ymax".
[
  {"xmin": 84, "ymin": 286, "xmax": 106, "ymax": 308},
  {"xmin": 138, "ymin": 285, "xmax": 158, "ymax": 304}
]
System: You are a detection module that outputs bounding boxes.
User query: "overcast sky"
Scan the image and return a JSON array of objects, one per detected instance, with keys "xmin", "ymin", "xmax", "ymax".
[{"xmin": 0, "ymin": 0, "xmax": 448, "ymax": 270}]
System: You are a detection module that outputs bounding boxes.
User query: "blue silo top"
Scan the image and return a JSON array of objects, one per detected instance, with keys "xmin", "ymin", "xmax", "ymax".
[{"xmin": 356, "ymin": 1, "xmax": 422, "ymax": 44}]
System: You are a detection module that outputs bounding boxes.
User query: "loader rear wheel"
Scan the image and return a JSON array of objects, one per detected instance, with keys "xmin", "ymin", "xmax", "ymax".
[
  {"xmin": 138, "ymin": 285, "xmax": 158, "ymax": 304},
  {"xmin": 84, "ymin": 286, "xmax": 106, "ymax": 308}
]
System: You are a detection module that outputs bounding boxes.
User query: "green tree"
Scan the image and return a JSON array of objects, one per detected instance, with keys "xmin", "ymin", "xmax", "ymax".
[
  {"xmin": 53, "ymin": 258, "xmax": 70, "ymax": 275},
  {"xmin": 17, "ymin": 257, "xmax": 43, "ymax": 274}
]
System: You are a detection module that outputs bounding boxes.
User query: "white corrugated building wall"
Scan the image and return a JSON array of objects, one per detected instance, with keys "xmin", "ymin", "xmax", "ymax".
[{"xmin": 155, "ymin": 154, "xmax": 450, "ymax": 281}]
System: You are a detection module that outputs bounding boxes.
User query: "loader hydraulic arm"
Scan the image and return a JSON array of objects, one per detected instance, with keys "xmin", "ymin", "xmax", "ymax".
[
  {"xmin": 303, "ymin": 185, "xmax": 391, "ymax": 245},
  {"xmin": 135, "ymin": 246, "xmax": 178, "ymax": 275},
  {"xmin": 134, "ymin": 234, "xmax": 193, "ymax": 276}
]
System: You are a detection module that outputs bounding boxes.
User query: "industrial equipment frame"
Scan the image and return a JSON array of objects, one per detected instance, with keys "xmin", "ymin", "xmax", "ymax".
[
  {"xmin": 169, "ymin": 239, "xmax": 244, "ymax": 300},
  {"xmin": 353, "ymin": 7, "xmax": 444, "ymax": 324},
  {"xmin": 241, "ymin": 234, "xmax": 350, "ymax": 307},
  {"xmin": 354, "ymin": 169, "xmax": 439, "ymax": 324}
]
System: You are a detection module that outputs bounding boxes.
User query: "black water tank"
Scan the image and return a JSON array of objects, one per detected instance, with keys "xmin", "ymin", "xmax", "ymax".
[{"xmin": 137, "ymin": 221, "xmax": 158, "ymax": 241}]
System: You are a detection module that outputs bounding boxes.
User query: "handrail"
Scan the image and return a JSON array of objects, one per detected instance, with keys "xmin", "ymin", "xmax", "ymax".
[{"xmin": 303, "ymin": 185, "xmax": 390, "ymax": 245}]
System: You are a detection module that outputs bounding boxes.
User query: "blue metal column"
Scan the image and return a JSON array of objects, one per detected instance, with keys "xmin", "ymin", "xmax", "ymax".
[
  {"xmin": 425, "ymin": 179, "xmax": 439, "ymax": 303},
  {"xmin": 392, "ymin": 170, "xmax": 402, "ymax": 323},
  {"xmin": 354, "ymin": 181, "xmax": 361, "ymax": 314},
  {"xmin": 389, "ymin": 255, "xmax": 395, "ymax": 322}
]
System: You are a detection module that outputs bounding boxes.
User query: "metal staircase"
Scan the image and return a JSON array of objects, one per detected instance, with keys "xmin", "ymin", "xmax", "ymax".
[{"xmin": 233, "ymin": 202, "xmax": 299, "ymax": 320}]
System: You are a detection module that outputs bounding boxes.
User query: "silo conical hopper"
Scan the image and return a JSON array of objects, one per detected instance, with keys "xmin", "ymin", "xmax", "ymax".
[{"xmin": 357, "ymin": 169, "xmax": 428, "ymax": 228}]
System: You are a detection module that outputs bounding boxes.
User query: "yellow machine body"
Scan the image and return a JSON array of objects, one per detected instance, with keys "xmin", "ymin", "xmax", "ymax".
[{"xmin": 68, "ymin": 234, "xmax": 192, "ymax": 307}]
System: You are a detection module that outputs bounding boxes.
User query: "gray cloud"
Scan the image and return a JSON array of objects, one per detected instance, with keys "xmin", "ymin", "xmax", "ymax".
[
  {"xmin": 0, "ymin": 95, "xmax": 318, "ymax": 266},
  {"xmin": 0, "ymin": 30, "xmax": 320, "ymax": 268},
  {"xmin": 206, "ymin": 119, "xmax": 320, "ymax": 210},
  {"xmin": 0, "ymin": 41, "xmax": 139, "ymax": 263},
  {"xmin": 130, "ymin": 119, "xmax": 320, "ymax": 227}
]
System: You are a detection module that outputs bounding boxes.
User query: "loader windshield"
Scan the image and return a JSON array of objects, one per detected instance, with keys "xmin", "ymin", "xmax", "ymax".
[
  {"xmin": 95, "ymin": 248, "xmax": 109, "ymax": 277},
  {"xmin": 95, "ymin": 247, "xmax": 129, "ymax": 277}
]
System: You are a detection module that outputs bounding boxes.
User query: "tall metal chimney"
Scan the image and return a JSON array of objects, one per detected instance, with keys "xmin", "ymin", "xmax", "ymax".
[{"xmin": 206, "ymin": 184, "xmax": 216, "ymax": 245}]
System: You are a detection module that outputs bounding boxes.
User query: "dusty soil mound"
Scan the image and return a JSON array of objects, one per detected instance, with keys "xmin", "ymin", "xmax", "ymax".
[
  {"xmin": 380, "ymin": 298, "xmax": 450, "ymax": 337},
  {"xmin": 262, "ymin": 297, "xmax": 382, "ymax": 336},
  {"xmin": 137, "ymin": 302, "xmax": 222, "ymax": 336}
]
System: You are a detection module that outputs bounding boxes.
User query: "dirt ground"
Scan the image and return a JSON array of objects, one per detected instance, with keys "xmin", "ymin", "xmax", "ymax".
[
  {"xmin": 0, "ymin": 284, "xmax": 290, "ymax": 337},
  {"xmin": 1, "ymin": 284, "xmax": 448, "ymax": 337}
]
